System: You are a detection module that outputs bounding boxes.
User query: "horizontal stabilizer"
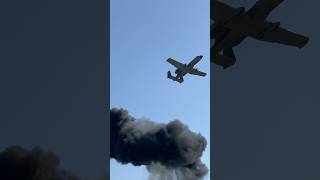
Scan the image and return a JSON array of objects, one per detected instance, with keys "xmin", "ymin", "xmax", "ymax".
[{"xmin": 167, "ymin": 71, "xmax": 183, "ymax": 83}]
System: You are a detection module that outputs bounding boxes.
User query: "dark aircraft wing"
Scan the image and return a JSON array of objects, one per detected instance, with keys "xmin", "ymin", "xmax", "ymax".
[
  {"xmin": 167, "ymin": 58, "xmax": 184, "ymax": 68},
  {"xmin": 212, "ymin": 0, "xmax": 240, "ymax": 24},
  {"xmin": 188, "ymin": 55, "xmax": 203, "ymax": 67},
  {"xmin": 247, "ymin": 0, "xmax": 284, "ymax": 21},
  {"xmin": 189, "ymin": 69, "xmax": 206, "ymax": 77},
  {"xmin": 256, "ymin": 27, "xmax": 309, "ymax": 48}
]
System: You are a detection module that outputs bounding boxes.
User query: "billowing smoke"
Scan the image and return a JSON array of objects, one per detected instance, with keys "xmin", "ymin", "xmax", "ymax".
[
  {"xmin": 110, "ymin": 108, "xmax": 208, "ymax": 180},
  {"xmin": 0, "ymin": 146, "xmax": 79, "ymax": 180}
]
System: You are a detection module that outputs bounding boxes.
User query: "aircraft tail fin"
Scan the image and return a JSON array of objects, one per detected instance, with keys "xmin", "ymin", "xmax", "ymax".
[
  {"xmin": 211, "ymin": 49, "xmax": 236, "ymax": 69},
  {"xmin": 167, "ymin": 71, "xmax": 172, "ymax": 78},
  {"xmin": 167, "ymin": 71, "xmax": 183, "ymax": 83}
]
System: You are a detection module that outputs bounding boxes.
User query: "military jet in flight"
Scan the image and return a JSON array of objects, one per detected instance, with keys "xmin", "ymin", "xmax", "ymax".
[
  {"xmin": 211, "ymin": 0, "xmax": 309, "ymax": 69},
  {"xmin": 167, "ymin": 55, "xmax": 206, "ymax": 83}
]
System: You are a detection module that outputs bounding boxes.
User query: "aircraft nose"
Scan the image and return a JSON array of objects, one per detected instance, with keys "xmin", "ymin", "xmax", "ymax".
[{"xmin": 199, "ymin": 55, "xmax": 203, "ymax": 58}]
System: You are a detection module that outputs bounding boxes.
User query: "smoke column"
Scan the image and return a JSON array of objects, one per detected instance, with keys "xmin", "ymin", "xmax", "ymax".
[
  {"xmin": 0, "ymin": 146, "xmax": 79, "ymax": 180},
  {"xmin": 110, "ymin": 108, "xmax": 208, "ymax": 180}
]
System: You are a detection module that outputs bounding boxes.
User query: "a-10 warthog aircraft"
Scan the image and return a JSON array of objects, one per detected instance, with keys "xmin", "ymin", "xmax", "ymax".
[
  {"xmin": 211, "ymin": 0, "xmax": 309, "ymax": 69},
  {"xmin": 167, "ymin": 55, "xmax": 207, "ymax": 83}
]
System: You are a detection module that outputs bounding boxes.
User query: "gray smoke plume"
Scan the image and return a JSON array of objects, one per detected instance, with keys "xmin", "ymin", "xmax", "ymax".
[
  {"xmin": 110, "ymin": 108, "xmax": 208, "ymax": 180},
  {"xmin": 0, "ymin": 146, "xmax": 79, "ymax": 180}
]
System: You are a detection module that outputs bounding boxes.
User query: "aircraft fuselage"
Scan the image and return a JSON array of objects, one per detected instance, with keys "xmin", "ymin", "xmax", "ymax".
[
  {"xmin": 212, "ymin": 13, "xmax": 277, "ymax": 53},
  {"xmin": 175, "ymin": 64, "xmax": 195, "ymax": 77},
  {"xmin": 210, "ymin": 0, "xmax": 308, "ymax": 69}
]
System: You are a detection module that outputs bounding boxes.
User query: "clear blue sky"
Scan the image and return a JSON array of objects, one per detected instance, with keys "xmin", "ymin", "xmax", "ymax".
[{"xmin": 110, "ymin": 0, "xmax": 210, "ymax": 179}]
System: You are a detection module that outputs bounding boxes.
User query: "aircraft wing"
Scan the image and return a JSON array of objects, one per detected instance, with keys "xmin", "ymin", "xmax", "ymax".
[
  {"xmin": 211, "ymin": 0, "xmax": 240, "ymax": 25},
  {"xmin": 167, "ymin": 58, "xmax": 184, "ymax": 68},
  {"xmin": 189, "ymin": 69, "xmax": 207, "ymax": 77},
  {"xmin": 256, "ymin": 27, "xmax": 309, "ymax": 48},
  {"xmin": 188, "ymin": 55, "xmax": 203, "ymax": 67},
  {"xmin": 247, "ymin": 0, "xmax": 284, "ymax": 21}
]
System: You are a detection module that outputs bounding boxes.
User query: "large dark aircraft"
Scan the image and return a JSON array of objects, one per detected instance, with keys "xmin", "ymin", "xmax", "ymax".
[
  {"xmin": 211, "ymin": 0, "xmax": 309, "ymax": 69},
  {"xmin": 167, "ymin": 55, "xmax": 206, "ymax": 83}
]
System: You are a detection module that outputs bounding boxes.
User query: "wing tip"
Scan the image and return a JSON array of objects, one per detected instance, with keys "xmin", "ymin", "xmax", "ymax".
[{"xmin": 299, "ymin": 37, "xmax": 309, "ymax": 48}]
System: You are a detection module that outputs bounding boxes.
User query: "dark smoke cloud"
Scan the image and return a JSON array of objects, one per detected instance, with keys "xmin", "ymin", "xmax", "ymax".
[
  {"xmin": 0, "ymin": 146, "xmax": 79, "ymax": 180},
  {"xmin": 110, "ymin": 108, "xmax": 208, "ymax": 180}
]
